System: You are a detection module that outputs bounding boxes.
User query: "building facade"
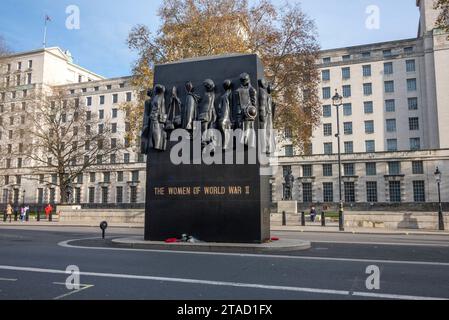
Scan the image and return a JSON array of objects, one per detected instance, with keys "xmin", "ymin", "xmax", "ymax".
[{"xmin": 0, "ymin": 0, "xmax": 448, "ymax": 208}]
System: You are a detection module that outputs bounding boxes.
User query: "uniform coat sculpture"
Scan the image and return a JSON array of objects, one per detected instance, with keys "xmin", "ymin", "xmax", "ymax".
[
  {"xmin": 284, "ymin": 169, "xmax": 295, "ymax": 201},
  {"xmin": 198, "ymin": 79, "xmax": 217, "ymax": 146},
  {"xmin": 234, "ymin": 73, "xmax": 257, "ymax": 147},
  {"xmin": 182, "ymin": 81, "xmax": 200, "ymax": 135},
  {"xmin": 141, "ymin": 84, "xmax": 168, "ymax": 153},
  {"xmin": 217, "ymin": 79, "xmax": 233, "ymax": 149},
  {"xmin": 258, "ymin": 79, "xmax": 275, "ymax": 154}
]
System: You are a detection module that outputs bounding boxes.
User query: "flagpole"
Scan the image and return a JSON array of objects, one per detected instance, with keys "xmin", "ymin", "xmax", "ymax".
[{"xmin": 43, "ymin": 15, "xmax": 48, "ymax": 48}]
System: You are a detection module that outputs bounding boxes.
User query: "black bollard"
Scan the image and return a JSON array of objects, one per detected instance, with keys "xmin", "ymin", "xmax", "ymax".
[
  {"xmin": 14, "ymin": 212, "xmax": 18, "ymax": 222},
  {"xmin": 3, "ymin": 212, "xmax": 6, "ymax": 222},
  {"xmin": 321, "ymin": 211, "xmax": 326, "ymax": 227},
  {"xmin": 282, "ymin": 211, "xmax": 287, "ymax": 226},
  {"xmin": 49, "ymin": 212, "xmax": 52, "ymax": 222},
  {"xmin": 36, "ymin": 212, "xmax": 40, "ymax": 222},
  {"xmin": 100, "ymin": 221, "xmax": 108, "ymax": 240},
  {"xmin": 301, "ymin": 211, "xmax": 306, "ymax": 226}
]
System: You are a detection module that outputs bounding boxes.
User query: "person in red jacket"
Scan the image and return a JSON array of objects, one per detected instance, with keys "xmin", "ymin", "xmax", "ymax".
[{"xmin": 45, "ymin": 204, "xmax": 53, "ymax": 219}]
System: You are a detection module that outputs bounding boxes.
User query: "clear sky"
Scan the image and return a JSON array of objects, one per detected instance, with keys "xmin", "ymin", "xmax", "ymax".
[{"xmin": 0, "ymin": 0, "xmax": 420, "ymax": 78}]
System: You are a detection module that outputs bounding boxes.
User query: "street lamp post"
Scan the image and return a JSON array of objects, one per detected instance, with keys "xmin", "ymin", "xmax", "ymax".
[
  {"xmin": 333, "ymin": 90, "xmax": 345, "ymax": 231},
  {"xmin": 435, "ymin": 167, "xmax": 445, "ymax": 231}
]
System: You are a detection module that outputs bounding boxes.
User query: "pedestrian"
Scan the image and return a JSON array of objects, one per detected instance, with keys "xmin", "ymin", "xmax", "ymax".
[
  {"xmin": 20, "ymin": 206, "xmax": 25, "ymax": 222},
  {"xmin": 310, "ymin": 206, "xmax": 317, "ymax": 223},
  {"xmin": 45, "ymin": 203, "xmax": 53, "ymax": 220},
  {"xmin": 24, "ymin": 206, "xmax": 30, "ymax": 222},
  {"xmin": 13, "ymin": 205, "xmax": 19, "ymax": 221},
  {"xmin": 6, "ymin": 203, "xmax": 13, "ymax": 223}
]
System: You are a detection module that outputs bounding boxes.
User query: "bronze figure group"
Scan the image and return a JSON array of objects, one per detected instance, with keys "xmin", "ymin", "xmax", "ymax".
[{"xmin": 141, "ymin": 73, "xmax": 275, "ymax": 153}]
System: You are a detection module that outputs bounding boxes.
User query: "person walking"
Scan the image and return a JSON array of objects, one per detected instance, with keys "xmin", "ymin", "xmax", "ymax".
[
  {"xmin": 45, "ymin": 203, "xmax": 53, "ymax": 220},
  {"xmin": 6, "ymin": 204, "xmax": 13, "ymax": 223},
  {"xmin": 310, "ymin": 206, "xmax": 317, "ymax": 223}
]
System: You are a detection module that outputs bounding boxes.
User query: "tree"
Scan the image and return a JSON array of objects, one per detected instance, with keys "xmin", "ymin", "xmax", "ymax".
[
  {"xmin": 435, "ymin": 0, "xmax": 449, "ymax": 34},
  {"xmin": 125, "ymin": 0, "xmax": 320, "ymax": 151},
  {"xmin": 23, "ymin": 88, "xmax": 123, "ymax": 204},
  {"xmin": 0, "ymin": 35, "xmax": 11, "ymax": 57}
]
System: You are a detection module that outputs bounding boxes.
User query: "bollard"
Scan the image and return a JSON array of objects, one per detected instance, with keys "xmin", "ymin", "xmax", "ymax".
[
  {"xmin": 3, "ymin": 212, "xmax": 6, "ymax": 222},
  {"xmin": 282, "ymin": 211, "xmax": 287, "ymax": 226},
  {"xmin": 301, "ymin": 211, "xmax": 306, "ymax": 226},
  {"xmin": 100, "ymin": 221, "xmax": 108, "ymax": 240},
  {"xmin": 321, "ymin": 211, "xmax": 326, "ymax": 227},
  {"xmin": 36, "ymin": 212, "xmax": 40, "ymax": 222},
  {"xmin": 26, "ymin": 212, "xmax": 29, "ymax": 222},
  {"xmin": 49, "ymin": 212, "xmax": 52, "ymax": 222},
  {"xmin": 14, "ymin": 212, "xmax": 18, "ymax": 222}
]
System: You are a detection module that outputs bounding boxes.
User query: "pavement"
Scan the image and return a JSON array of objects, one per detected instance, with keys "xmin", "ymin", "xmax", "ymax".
[
  {"xmin": 1, "ymin": 225, "xmax": 449, "ymax": 300},
  {"xmin": 2, "ymin": 220, "xmax": 449, "ymax": 236}
]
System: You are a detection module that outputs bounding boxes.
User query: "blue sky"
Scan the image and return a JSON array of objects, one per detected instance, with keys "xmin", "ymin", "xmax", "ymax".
[{"xmin": 0, "ymin": 0, "xmax": 420, "ymax": 78}]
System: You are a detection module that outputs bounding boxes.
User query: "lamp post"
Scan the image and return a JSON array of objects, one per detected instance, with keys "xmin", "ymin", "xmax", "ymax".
[
  {"xmin": 332, "ymin": 90, "xmax": 345, "ymax": 231},
  {"xmin": 435, "ymin": 167, "xmax": 445, "ymax": 231}
]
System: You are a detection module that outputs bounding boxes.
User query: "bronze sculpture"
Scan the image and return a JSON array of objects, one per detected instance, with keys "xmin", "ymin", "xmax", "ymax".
[
  {"xmin": 284, "ymin": 169, "xmax": 295, "ymax": 201},
  {"xmin": 142, "ymin": 84, "xmax": 168, "ymax": 152},
  {"xmin": 140, "ymin": 88, "xmax": 153, "ymax": 154},
  {"xmin": 258, "ymin": 79, "xmax": 275, "ymax": 154},
  {"xmin": 198, "ymin": 79, "xmax": 217, "ymax": 147},
  {"xmin": 182, "ymin": 81, "xmax": 200, "ymax": 135},
  {"xmin": 166, "ymin": 86, "xmax": 182, "ymax": 131},
  {"xmin": 217, "ymin": 79, "xmax": 233, "ymax": 149},
  {"xmin": 234, "ymin": 73, "xmax": 257, "ymax": 147}
]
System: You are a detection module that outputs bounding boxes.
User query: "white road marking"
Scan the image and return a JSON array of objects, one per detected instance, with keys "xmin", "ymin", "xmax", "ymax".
[
  {"xmin": 0, "ymin": 277, "xmax": 18, "ymax": 282},
  {"xmin": 52, "ymin": 282, "xmax": 94, "ymax": 300},
  {"xmin": 304, "ymin": 240, "xmax": 449, "ymax": 248},
  {"xmin": 0, "ymin": 265, "xmax": 445, "ymax": 300},
  {"xmin": 58, "ymin": 238, "xmax": 449, "ymax": 267}
]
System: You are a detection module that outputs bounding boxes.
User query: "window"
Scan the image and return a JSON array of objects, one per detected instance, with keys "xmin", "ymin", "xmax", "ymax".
[
  {"xmin": 384, "ymin": 81, "xmax": 395, "ymax": 93},
  {"xmin": 302, "ymin": 165, "xmax": 313, "ymax": 177},
  {"xmin": 323, "ymin": 105, "xmax": 331, "ymax": 118},
  {"xmin": 342, "ymin": 55, "xmax": 351, "ymax": 61},
  {"xmin": 120, "ymin": 83, "xmax": 125, "ymax": 88},
  {"xmin": 387, "ymin": 139, "xmax": 398, "ymax": 152},
  {"xmin": 362, "ymin": 65, "xmax": 371, "ymax": 77},
  {"xmin": 344, "ymin": 182, "xmax": 355, "ymax": 203},
  {"xmin": 132, "ymin": 171, "xmax": 140, "ymax": 182},
  {"xmin": 321, "ymin": 70, "xmax": 330, "ymax": 81},
  {"xmin": 103, "ymin": 172, "xmax": 111, "ymax": 183},
  {"xmin": 111, "ymin": 123, "xmax": 117, "ymax": 133},
  {"xmin": 383, "ymin": 49, "xmax": 392, "ymax": 57},
  {"xmin": 366, "ymin": 163, "xmax": 377, "ymax": 176},
  {"xmin": 107, "ymin": 85, "xmax": 112, "ymax": 90},
  {"xmin": 16, "ymin": 74, "xmax": 21, "ymax": 86},
  {"xmin": 409, "ymin": 117, "xmax": 419, "ymax": 131},
  {"xmin": 323, "ymin": 164, "xmax": 333, "ymax": 177},
  {"xmin": 404, "ymin": 47, "xmax": 414, "ymax": 54},
  {"xmin": 111, "ymin": 138, "xmax": 117, "ymax": 149},
  {"xmin": 94, "ymin": 86, "xmax": 99, "ymax": 91},
  {"xmin": 385, "ymin": 99, "xmax": 396, "ymax": 112},
  {"xmin": 407, "ymin": 79, "xmax": 417, "ymax": 91},
  {"xmin": 344, "ymin": 141, "xmax": 354, "ymax": 154},
  {"xmin": 410, "ymin": 138, "xmax": 421, "ymax": 151},
  {"xmin": 412, "ymin": 161, "xmax": 424, "ymax": 174},
  {"xmin": 116, "ymin": 187, "xmax": 123, "ymax": 204},
  {"xmin": 98, "ymin": 124, "xmax": 104, "ymax": 134},
  {"xmin": 17, "ymin": 158, "xmax": 22, "ymax": 168},
  {"xmin": 343, "ymin": 103, "xmax": 352, "ymax": 116},
  {"xmin": 112, "ymin": 109, "xmax": 118, "ymax": 118},
  {"xmin": 100, "ymin": 95, "xmax": 105, "ymax": 105},
  {"xmin": 97, "ymin": 155, "xmax": 103, "ymax": 164},
  {"xmin": 365, "ymin": 140, "xmax": 376, "ymax": 153},
  {"xmin": 342, "ymin": 85, "xmax": 351, "ymax": 97},
  {"xmin": 124, "ymin": 153, "xmax": 130, "ymax": 164},
  {"xmin": 384, "ymin": 62, "xmax": 393, "ymax": 74},
  {"xmin": 389, "ymin": 181, "xmax": 402, "ymax": 203},
  {"xmin": 17, "ymin": 62, "xmax": 22, "ymax": 70},
  {"xmin": 37, "ymin": 189, "xmax": 44, "ymax": 204},
  {"xmin": 302, "ymin": 183, "xmax": 313, "ymax": 203},
  {"xmin": 113, "ymin": 94, "xmax": 118, "ymax": 104},
  {"xmin": 344, "ymin": 122, "xmax": 353, "ymax": 135},
  {"xmin": 88, "ymin": 187, "xmax": 95, "ymax": 204},
  {"xmin": 117, "ymin": 171, "xmax": 124, "ymax": 182},
  {"xmin": 76, "ymin": 173, "xmax": 83, "ymax": 184},
  {"xmin": 364, "ymin": 101, "xmax": 373, "ymax": 114},
  {"xmin": 110, "ymin": 154, "xmax": 116, "ymax": 164},
  {"xmin": 413, "ymin": 181, "xmax": 425, "ymax": 202},
  {"xmin": 408, "ymin": 98, "xmax": 418, "ymax": 110},
  {"xmin": 342, "ymin": 67, "xmax": 350, "ymax": 79},
  {"xmin": 28, "ymin": 60, "xmax": 33, "ymax": 69},
  {"xmin": 323, "ymin": 124, "xmax": 332, "ymax": 137},
  {"xmin": 130, "ymin": 186, "xmax": 138, "ymax": 203},
  {"xmin": 388, "ymin": 162, "xmax": 401, "ymax": 175},
  {"xmin": 126, "ymin": 92, "xmax": 132, "ymax": 102},
  {"xmin": 99, "ymin": 110, "xmax": 104, "ymax": 120},
  {"xmin": 322, "ymin": 87, "xmax": 331, "ymax": 99},
  {"xmin": 406, "ymin": 60, "xmax": 416, "ymax": 72},
  {"xmin": 386, "ymin": 119, "xmax": 396, "ymax": 132},
  {"xmin": 366, "ymin": 182, "xmax": 378, "ymax": 203},
  {"xmin": 323, "ymin": 183, "xmax": 334, "ymax": 203},
  {"xmin": 322, "ymin": 57, "xmax": 331, "ymax": 63},
  {"xmin": 344, "ymin": 163, "xmax": 355, "ymax": 176},
  {"xmin": 75, "ymin": 188, "xmax": 81, "ymax": 204},
  {"xmin": 86, "ymin": 97, "xmax": 92, "ymax": 106},
  {"xmin": 365, "ymin": 120, "xmax": 374, "ymax": 134},
  {"xmin": 324, "ymin": 143, "xmax": 333, "ymax": 155},
  {"xmin": 362, "ymin": 52, "xmax": 371, "ymax": 58},
  {"xmin": 78, "ymin": 75, "xmax": 83, "ymax": 83},
  {"xmin": 102, "ymin": 187, "xmax": 109, "ymax": 204},
  {"xmin": 137, "ymin": 154, "xmax": 145, "ymax": 163},
  {"xmin": 363, "ymin": 83, "xmax": 372, "ymax": 96},
  {"xmin": 284, "ymin": 145, "xmax": 294, "ymax": 157}
]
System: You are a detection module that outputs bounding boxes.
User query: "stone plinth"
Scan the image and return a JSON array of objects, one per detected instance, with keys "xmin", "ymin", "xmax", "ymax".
[{"xmin": 277, "ymin": 201, "xmax": 298, "ymax": 214}]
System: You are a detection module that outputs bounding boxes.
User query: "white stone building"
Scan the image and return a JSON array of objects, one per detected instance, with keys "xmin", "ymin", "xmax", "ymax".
[{"xmin": 0, "ymin": 0, "xmax": 448, "ymax": 208}]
